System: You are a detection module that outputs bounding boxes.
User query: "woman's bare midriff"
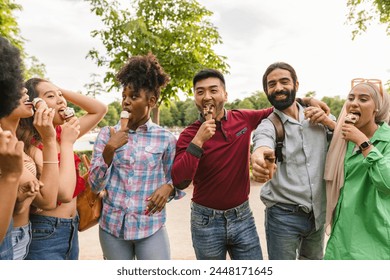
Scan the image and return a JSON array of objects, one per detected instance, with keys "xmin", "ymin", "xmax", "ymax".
[{"xmin": 36, "ymin": 198, "xmax": 77, "ymax": 218}]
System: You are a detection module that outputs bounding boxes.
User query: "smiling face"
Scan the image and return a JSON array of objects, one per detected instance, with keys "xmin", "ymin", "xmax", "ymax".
[
  {"xmin": 346, "ymin": 84, "xmax": 378, "ymax": 130},
  {"xmin": 34, "ymin": 81, "xmax": 67, "ymax": 125},
  {"xmin": 121, "ymin": 85, "xmax": 156, "ymax": 130},
  {"xmin": 193, "ymin": 77, "xmax": 227, "ymax": 121},
  {"xmin": 265, "ymin": 68, "xmax": 298, "ymax": 111}
]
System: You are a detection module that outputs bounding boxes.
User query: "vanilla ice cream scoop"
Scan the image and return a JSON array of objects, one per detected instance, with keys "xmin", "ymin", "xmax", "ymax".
[
  {"xmin": 120, "ymin": 111, "xmax": 130, "ymax": 119},
  {"xmin": 344, "ymin": 113, "xmax": 359, "ymax": 124},
  {"xmin": 63, "ymin": 107, "xmax": 75, "ymax": 119}
]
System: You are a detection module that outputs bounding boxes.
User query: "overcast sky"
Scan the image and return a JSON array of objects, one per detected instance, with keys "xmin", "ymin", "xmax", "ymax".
[{"xmin": 16, "ymin": 0, "xmax": 390, "ymax": 105}]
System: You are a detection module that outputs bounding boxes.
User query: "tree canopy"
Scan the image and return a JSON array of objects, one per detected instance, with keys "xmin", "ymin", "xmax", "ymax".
[
  {"xmin": 347, "ymin": 0, "xmax": 390, "ymax": 39},
  {"xmin": 0, "ymin": 0, "xmax": 23, "ymax": 49},
  {"xmin": 0, "ymin": 0, "xmax": 46, "ymax": 78},
  {"xmin": 87, "ymin": 0, "xmax": 229, "ymax": 108}
]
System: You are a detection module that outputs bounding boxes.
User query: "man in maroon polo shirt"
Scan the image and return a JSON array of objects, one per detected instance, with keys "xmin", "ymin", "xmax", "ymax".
[{"xmin": 172, "ymin": 69, "xmax": 327, "ymax": 260}]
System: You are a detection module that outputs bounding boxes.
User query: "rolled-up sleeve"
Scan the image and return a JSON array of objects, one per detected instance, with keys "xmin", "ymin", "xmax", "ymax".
[
  {"xmin": 252, "ymin": 118, "xmax": 276, "ymax": 151},
  {"xmin": 364, "ymin": 146, "xmax": 390, "ymax": 194}
]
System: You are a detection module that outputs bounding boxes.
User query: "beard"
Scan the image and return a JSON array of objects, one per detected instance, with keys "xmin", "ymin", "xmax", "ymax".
[{"xmin": 267, "ymin": 89, "xmax": 296, "ymax": 111}]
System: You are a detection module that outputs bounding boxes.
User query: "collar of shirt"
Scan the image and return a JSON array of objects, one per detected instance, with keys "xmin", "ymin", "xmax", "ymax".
[
  {"xmin": 371, "ymin": 122, "xmax": 390, "ymax": 143},
  {"xmin": 274, "ymin": 102, "xmax": 305, "ymax": 124}
]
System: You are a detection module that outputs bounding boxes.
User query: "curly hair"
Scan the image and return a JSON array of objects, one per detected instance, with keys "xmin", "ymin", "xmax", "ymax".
[
  {"xmin": 116, "ymin": 53, "xmax": 169, "ymax": 101},
  {"xmin": 0, "ymin": 36, "xmax": 24, "ymax": 118}
]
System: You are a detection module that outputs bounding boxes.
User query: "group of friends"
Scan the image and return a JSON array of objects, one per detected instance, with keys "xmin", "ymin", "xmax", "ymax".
[{"xmin": 1, "ymin": 34, "xmax": 389, "ymax": 260}]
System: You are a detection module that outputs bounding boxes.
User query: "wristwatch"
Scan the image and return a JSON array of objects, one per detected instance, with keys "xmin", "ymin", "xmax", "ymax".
[{"xmin": 359, "ymin": 140, "xmax": 372, "ymax": 151}]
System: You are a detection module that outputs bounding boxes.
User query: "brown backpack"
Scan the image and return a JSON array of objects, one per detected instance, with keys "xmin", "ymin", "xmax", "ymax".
[{"xmin": 267, "ymin": 110, "xmax": 333, "ymax": 163}]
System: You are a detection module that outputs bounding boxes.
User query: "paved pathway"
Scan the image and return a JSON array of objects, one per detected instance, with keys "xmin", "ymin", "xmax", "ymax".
[{"xmin": 79, "ymin": 181, "xmax": 267, "ymax": 260}]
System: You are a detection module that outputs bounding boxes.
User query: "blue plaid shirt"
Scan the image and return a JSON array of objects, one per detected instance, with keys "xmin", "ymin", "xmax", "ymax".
[{"xmin": 89, "ymin": 119, "xmax": 183, "ymax": 240}]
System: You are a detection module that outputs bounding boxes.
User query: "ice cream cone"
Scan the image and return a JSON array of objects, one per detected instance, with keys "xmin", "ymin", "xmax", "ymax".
[
  {"xmin": 120, "ymin": 111, "xmax": 130, "ymax": 130},
  {"xmin": 344, "ymin": 113, "xmax": 359, "ymax": 124},
  {"xmin": 63, "ymin": 107, "xmax": 75, "ymax": 119},
  {"xmin": 32, "ymin": 98, "xmax": 47, "ymax": 110},
  {"xmin": 264, "ymin": 150, "xmax": 276, "ymax": 179},
  {"xmin": 203, "ymin": 105, "xmax": 213, "ymax": 121}
]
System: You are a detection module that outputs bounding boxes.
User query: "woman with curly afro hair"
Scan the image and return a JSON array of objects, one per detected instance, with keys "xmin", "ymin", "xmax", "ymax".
[
  {"xmin": 0, "ymin": 35, "xmax": 25, "ymax": 259},
  {"xmin": 0, "ymin": 36, "xmax": 24, "ymax": 118},
  {"xmin": 89, "ymin": 53, "xmax": 184, "ymax": 260}
]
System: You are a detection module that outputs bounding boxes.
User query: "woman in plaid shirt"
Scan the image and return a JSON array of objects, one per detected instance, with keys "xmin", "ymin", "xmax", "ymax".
[{"xmin": 90, "ymin": 53, "xmax": 184, "ymax": 260}]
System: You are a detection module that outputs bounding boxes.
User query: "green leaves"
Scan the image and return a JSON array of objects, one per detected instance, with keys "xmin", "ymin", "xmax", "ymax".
[
  {"xmin": 0, "ymin": 0, "xmax": 46, "ymax": 79},
  {"xmin": 86, "ymin": 0, "xmax": 229, "ymax": 109},
  {"xmin": 347, "ymin": 0, "xmax": 390, "ymax": 39},
  {"xmin": 0, "ymin": 0, "xmax": 23, "ymax": 49}
]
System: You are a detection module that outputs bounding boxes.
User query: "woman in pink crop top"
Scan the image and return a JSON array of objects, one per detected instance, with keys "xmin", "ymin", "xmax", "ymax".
[{"xmin": 17, "ymin": 78, "xmax": 107, "ymax": 260}]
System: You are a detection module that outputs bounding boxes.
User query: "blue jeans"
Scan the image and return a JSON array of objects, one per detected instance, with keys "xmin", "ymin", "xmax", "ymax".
[
  {"xmin": 265, "ymin": 203, "xmax": 325, "ymax": 260},
  {"xmin": 0, "ymin": 220, "xmax": 13, "ymax": 260},
  {"xmin": 99, "ymin": 225, "xmax": 170, "ymax": 260},
  {"xmin": 25, "ymin": 214, "xmax": 79, "ymax": 260},
  {"xmin": 12, "ymin": 222, "xmax": 32, "ymax": 260},
  {"xmin": 191, "ymin": 200, "xmax": 263, "ymax": 260}
]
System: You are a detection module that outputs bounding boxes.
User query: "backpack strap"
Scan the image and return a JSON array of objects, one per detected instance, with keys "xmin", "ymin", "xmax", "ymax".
[
  {"xmin": 326, "ymin": 127, "xmax": 334, "ymax": 142},
  {"xmin": 267, "ymin": 112, "xmax": 285, "ymax": 163}
]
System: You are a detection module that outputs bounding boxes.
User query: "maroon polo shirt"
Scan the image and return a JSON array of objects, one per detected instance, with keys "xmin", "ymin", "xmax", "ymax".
[{"xmin": 172, "ymin": 108, "xmax": 273, "ymax": 210}]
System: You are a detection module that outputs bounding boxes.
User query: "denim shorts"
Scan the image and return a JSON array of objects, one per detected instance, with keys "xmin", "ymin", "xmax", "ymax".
[
  {"xmin": 25, "ymin": 214, "xmax": 79, "ymax": 260},
  {"xmin": 191, "ymin": 200, "xmax": 263, "ymax": 260},
  {"xmin": 265, "ymin": 203, "xmax": 324, "ymax": 260},
  {"xmin": 12, "ymin": 222, "xmax": 32, "ymax": 260},
  {"xmin": 0, "ymin": 220, "xmax": 13, "ymax": 260}
]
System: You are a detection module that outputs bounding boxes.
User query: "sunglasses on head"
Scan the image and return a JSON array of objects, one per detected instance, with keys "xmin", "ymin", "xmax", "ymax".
[{"xmin": 351, "ymin": 78, "xmax": 383, "ymax": 98}]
